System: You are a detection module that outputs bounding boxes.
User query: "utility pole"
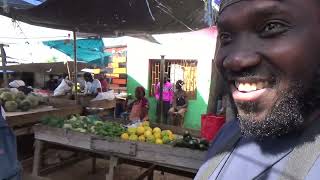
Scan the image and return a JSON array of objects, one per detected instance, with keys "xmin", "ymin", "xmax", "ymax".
[
  {"xmin": 159, "ymin": 55, "xmax": 165, "ymax": 124},
  {"xmin": 0, "ymin": 44, "xmax": 8, "ymax": 88},
  {"xmin": 73, "ymin": 30, "xmax": 78, "ymax": 104}
]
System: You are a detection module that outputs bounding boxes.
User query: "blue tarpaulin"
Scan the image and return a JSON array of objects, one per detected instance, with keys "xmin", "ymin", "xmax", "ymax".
[{"xmin": 43, "ymin": 38, "xmax": 111, "ymax": 66}]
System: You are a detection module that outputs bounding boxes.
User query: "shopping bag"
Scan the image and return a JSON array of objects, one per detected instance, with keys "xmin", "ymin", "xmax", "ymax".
[{"xmin": 201, "ymin": 114, "xmax": 225, "ymax": 141}]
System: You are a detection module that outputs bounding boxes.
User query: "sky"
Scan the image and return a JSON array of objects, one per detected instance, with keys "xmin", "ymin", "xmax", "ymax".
[{"xmin": 0, "ymin": 15, "xmax": 72, "ymax": 64}]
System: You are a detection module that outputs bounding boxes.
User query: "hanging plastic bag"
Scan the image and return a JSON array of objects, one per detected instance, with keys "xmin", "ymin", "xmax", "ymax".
[
  {"xmin": 53, "ymin": 79, "xmax": 71, "ymax": 96},
  {"xmin": 91, "ymin": 90, "xmax": 115, "ymax": 101}
]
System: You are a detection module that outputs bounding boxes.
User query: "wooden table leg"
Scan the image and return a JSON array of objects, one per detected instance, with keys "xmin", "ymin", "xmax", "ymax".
[
  {"xmin": 91, "ymin": 157, "xmax": 97, "ymax": 174},
  {"xmin": 135, "ymin": 164, "xmax": 156, "ymax": 180},
  {"xmin": 32, "ymin": 140, "xmax": 44, "ymax": 176},
  {"xmin": 148, "ymin": 172, "xmax": 154, "ymax": 180},
  {"xmin": 106, "ymin": 156, "xmax": 118, "ymax": 180}
]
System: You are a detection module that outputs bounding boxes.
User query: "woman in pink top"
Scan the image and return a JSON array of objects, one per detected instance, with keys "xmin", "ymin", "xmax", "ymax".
[{"xmin": 155, "ymin": 76, "xmax": 173, "ymax": 124}]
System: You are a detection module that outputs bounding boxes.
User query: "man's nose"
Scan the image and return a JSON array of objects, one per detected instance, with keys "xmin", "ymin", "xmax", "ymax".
[{"xmin": 223, "ymin": 52, "xmax": 261, "ymax": 72}]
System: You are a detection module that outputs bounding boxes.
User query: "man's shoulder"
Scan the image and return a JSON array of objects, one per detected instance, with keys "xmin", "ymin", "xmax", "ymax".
[{"xmin": 206, "ymin": 119, "xmax": 241, "ymax": 160}]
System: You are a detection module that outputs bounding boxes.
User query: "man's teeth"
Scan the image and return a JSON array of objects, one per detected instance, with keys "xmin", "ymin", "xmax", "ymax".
[{"xmin": 236, "ymin": 82, "xmax": 268, "ymax": 92}]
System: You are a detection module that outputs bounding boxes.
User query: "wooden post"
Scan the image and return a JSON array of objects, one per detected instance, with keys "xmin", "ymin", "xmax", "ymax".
[
  {"xmin": 159, "ymin": 55, "xmax": 165, "ymax": 124},
  {"xmin": 207, "ymin": 60, "xmax": 237, "ymax": 121},
  {"xmin": 106, "ymin": 156, "xmax": 119, "ymax": 180},
  {"xmin": 66, "ymin": 61, "xmax": 71, "ymax": 82},
  {"xmin": 207, "ymin": 60, "xmax": 221, "ymax": 114},
  {"xmin": 73, "ymin": 30, "xmax": 78, "ymax": 104},
  {"xmin": 0, "ymin": 44, "xmax": 8, "ymax": 88},
  {"xmin": 32, "ymin": 140, "xmax": 44, "ymax": 176}
]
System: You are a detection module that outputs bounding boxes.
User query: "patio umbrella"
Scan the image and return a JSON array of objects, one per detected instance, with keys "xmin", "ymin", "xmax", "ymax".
[{"xmin": 43, "ymin": 38, "xmax": 111, "ymax": 67}]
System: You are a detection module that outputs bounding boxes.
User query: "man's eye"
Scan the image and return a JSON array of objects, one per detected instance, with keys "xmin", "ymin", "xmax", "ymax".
[
  {"xmin": 219, "ymin": 32, "xmax": 232, "ymax": 45},
  {"xmin": 259, "ymin": 21, "xmax": 289, "ymax": 37}
]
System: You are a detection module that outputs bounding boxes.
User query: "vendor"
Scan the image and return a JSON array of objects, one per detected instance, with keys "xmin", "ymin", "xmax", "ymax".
[
  {"xmin": 95, "ymin": 74, "xmax": 109, "ymax": 92},
  {"xmin": 83, "ymin": 72, "xmax": 102, "ymax": 95},
  {"xmin": 9, "ymin": 80, "xmax": 32, "ymax": 95},
  {"xmin": 46, "ymin": 75, "xmax": 58, "ymax": 91},
  {"xmin": 128, "ymin": 86, "xmax": 149, "ymax": 122}
]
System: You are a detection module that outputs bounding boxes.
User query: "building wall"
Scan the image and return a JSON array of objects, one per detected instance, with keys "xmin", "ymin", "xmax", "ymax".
[{"xmin": 104, "ymin": 27, "xmax": 217, "ymax": 129}]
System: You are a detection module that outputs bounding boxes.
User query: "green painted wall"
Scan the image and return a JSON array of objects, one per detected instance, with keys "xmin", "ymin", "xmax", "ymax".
[{"xmin": 127, "ymin": 75, "xmax": 207, "ymax": 130}]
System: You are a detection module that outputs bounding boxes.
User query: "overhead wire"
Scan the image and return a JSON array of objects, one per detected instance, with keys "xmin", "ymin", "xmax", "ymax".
[
  {"xmin": 145, "ymin": 0, "xmax": 156, "ymax": 21},
  {"xmin": 153, "ymin": 0, "xmax": 193, "ymax": 31}
]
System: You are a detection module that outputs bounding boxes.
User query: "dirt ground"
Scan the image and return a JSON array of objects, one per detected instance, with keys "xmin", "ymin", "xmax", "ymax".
[{"xmin": 23, "ymin": 159, "xmax": 193, "ymax": 180}]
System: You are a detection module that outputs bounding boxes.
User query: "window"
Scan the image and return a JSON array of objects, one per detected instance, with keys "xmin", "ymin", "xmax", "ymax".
[{"xmin": 149, "ymin": 59, "xmax": 198, "ymax": 99}]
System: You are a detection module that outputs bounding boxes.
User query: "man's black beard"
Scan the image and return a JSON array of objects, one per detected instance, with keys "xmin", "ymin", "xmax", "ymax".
[{"xmin": 237, "ymin": 82, "xmax": 307, "ymax": 139}]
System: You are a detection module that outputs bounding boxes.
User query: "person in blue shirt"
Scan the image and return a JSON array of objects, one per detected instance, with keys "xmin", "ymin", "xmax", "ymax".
[
  {"xmin": 0, "ymin": 107, "xmax": 21, "ymax": 179},
  {"xmin": 196, "ymin": 0, "xmax": 320, "ymax": 179}
]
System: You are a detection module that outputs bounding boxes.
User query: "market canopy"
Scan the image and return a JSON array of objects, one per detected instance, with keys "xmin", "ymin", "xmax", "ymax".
[
  {"xmin": 43, "ymin": 38, "xmax": 111, "ymax": 66},
  {"xmin": 0, "ymin": 0, "xmax": 215, "ymax": 36}
]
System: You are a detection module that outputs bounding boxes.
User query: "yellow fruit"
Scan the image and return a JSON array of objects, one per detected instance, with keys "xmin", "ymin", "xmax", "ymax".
[
  {"xmin": 154, "ymin": 132, "xmax": 162, "ymax": 139},
  {"xmin": 129, "ymin": 134, "xmax": 138, "ymax": 141},
  {"xmin": 155, "ymin": 138, "xmax": 163, "ymax": 144},
  {"xmin": 144, "ymin": 126, "xmax": 152, "ymax": 132},
  {"xmin": 138, "ymin": 135, "xmax": 146, "ymax": 142},
  {"xmin": 166, "ymin": 130, "xmax": 173, "ymax": 136},
  {"xmin": 169, "ymin": 134, "xmax": 174, "ymax": 141},
  {"xmin": 144, "ymin": 130, "xmax": 152, "ymax": 137},
  {"xmin": 146, "ymin": 135, "xmax": 155, "ymax": 143},
  {"xmin": 136, "ymin": 126, "xmax": 145, "ymax": 136},
  {"xmin": 121, "ymin": 133, "xmax": 129, "ymax": 140},
  {"xmin": 128, "ymin": 127, "xmax": 137, "ymax": 135},
  {"xmin": 153, "ymin": 127, "xmax": 161, "ymax": 134},
  {"xmin": 142, "ymin": 121, "xmax": 150, "ymax": 127}
]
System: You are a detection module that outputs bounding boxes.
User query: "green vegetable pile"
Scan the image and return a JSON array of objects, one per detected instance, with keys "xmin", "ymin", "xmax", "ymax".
[
  {"xmin": 40, "ymin": 116, "xmax": 65, "ymax": 128},
  {"xmin": 173, "ymin": 131, "xmax": 209, "ymax": 151},
  {"xmin": 41, "ymin": 115, "xmax": 126, "ymax": 138}
]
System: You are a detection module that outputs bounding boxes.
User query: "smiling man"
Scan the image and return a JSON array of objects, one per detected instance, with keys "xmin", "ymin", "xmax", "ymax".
[{"xmin": 195, "ymin": 0, "xmax": 320, "ymax": 179}]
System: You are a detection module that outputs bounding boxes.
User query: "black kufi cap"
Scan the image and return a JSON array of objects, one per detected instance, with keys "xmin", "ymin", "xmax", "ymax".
[{"xmin": 216, "ymin": 0, "xmax": 243, "ymax": 22}]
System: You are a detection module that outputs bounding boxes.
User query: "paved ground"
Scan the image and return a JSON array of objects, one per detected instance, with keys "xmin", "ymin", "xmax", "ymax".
[{"xmin": 23, "ymin": 159, "xmax": 193, "ymax": 180}]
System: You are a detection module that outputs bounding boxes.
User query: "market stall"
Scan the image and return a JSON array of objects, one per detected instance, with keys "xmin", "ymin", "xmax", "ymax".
[
  {"xmin": 7, "ymin": 105, "xmax": 82, "ymax": 136},
  {"xmin": 0, "ymin": 88, "xmax": 82, "ymax": 136},
  {"xmin": 32, "ymin": 117, "xmax": 208, "ymax": 179}
]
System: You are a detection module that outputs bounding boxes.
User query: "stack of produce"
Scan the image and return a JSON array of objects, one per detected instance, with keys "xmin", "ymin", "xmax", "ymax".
[
  {"xmin": 120, "ymin": 121, "xmax": 176, "ymax": 145},
  {"xmin": 0, "ymin": 88, "xmax": 43, "ymax": 112},
  {"xmin": 40, "ymin": 115, "xmax": 65, "ymax": 128},
  {"xmin": 173, "ymin": 131, "xmax": 209, "ymax": 151},
  {"xmin": 41, "ymin": 115, "xmax": 126, "ymax": 138}
]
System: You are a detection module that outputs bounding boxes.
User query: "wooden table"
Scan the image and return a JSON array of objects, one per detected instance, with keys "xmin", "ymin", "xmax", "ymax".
[{"xmin": 32, "ymin": 125, "xmax": 206, "ymax": 180}]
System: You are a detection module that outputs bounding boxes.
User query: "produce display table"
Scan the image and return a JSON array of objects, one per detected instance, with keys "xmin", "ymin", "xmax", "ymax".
[
  {"xmin": 7, "ymin": 105, "xmax": 83, "ymax": 136},
  {"xmin": 32, "ymin": 125, "xmax": 206, "ymax": 179}
]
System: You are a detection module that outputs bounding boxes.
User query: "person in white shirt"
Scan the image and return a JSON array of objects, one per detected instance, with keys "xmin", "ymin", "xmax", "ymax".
[{"xmin": 83, "ymin": 72, "xmax": 102, "ymax": 95}]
